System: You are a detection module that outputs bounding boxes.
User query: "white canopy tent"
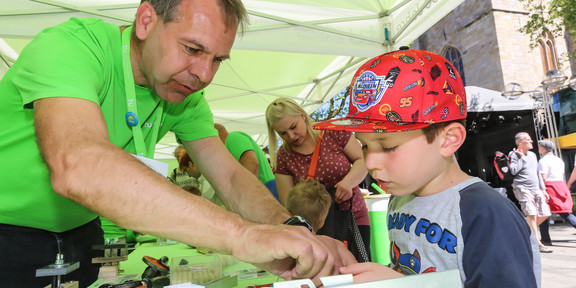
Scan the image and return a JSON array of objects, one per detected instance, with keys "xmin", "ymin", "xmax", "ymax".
[
  {"xmin": 0, "ymin": 0, "xmax": 465, "ymax": 158},
  {"xmin": 466, "ymin": 86, "xmax": 535, "ymax": 112}
]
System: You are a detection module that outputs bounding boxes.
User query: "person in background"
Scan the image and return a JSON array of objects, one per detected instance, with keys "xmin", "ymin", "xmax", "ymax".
[
  {"xmin": 509, "ymin": 132, "xmax": 552, "ymax": 253},
  {"xmin": 182, "ymin": 185, "xmax": 203, "ymax": 197},
  {"xmin": 565, "ymin": 153, "xmax": 576, "ymax": 193},
  {"xmin": 266, "ymin": 97, "xmax": 371, "ymax": 261},
  {"xmin": 215, "ymin": 124, "xmax": 280, "ymax": 201},
  {"xmin": 0, "ymin": 0, "xmax": 354, "ymax": 286},
  {"xmin": 286, "ymin": 179, "xmax": 332, "ymax": 234},
  {"xmin": 178, "ymin": 148, "xmax": 221, "ymax": 205},
  {"xmin": 537, "ymin": 139, "xmax": 576, "ymax": 245},
  {"xmin": 168, "ymin": 145, "xmax": 204, "ymax": 191},
  {"xmin": 313, "ymin": 47, "xmax": 540, "ymax": 287}
]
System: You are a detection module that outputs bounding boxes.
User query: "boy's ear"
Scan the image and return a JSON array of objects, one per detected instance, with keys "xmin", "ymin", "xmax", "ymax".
[{"xmin": 439, "ymin": 122, "xmax": 466, "ymax": 157}]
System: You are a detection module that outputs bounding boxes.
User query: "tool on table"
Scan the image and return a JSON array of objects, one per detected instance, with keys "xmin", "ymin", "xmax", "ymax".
[
  {"xmin": 92, "ymin": 243, "xmax": 130, "ymax": 279},
  {"xmin": 36, "ymin": 253, "xmax": 80, "ymax": 288},
  {"xmin": 142, "ymin": 255, "xmax": 170, "ymax": 287}
]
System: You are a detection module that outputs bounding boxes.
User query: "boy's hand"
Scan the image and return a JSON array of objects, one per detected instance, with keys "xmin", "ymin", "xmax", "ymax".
[{"xmin": 339, "ymin": 262, "xmax": 404, "ymax": 283}]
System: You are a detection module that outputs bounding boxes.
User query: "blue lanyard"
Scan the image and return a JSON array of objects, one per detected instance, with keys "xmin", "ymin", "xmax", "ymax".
[{"xmin": 121, "ymin": 26, "xmax": 163, "ymax": 158}]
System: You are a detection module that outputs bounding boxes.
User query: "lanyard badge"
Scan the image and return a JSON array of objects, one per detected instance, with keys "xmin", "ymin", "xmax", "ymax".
[{"xmin": 121, "ymin": 26, "xmax": 163, "ymax": 158}]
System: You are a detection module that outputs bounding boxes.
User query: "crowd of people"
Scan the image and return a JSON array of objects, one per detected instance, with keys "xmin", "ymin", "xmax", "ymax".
[{"xmin": 1, "ymin": 0, "xmax": 573, "ymax": 287}]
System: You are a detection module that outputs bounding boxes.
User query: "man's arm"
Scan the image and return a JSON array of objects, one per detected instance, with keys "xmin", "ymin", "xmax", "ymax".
[
  {"xmin": 184, "ymin": 137, "xmax": 289, "ymax": 224},
  {"xmin": 35, "ymin": 97, "xmax": 248, "ymax": 251},
  {"xmin": 34, "ymin": 97, "xmax": 353, "ymax": 285},
  {"xmin": 567, "ymin": 165, "xmax": 576, "ymax": 188},
  {"xmin": 238, "ymin": 150, "xmax": 260, "ymax": 177}
]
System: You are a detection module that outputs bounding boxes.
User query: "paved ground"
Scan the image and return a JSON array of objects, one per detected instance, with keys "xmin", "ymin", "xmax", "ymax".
[{"xmin": 541, "ymin": 221, "xmax": 576, "ymax": 288}]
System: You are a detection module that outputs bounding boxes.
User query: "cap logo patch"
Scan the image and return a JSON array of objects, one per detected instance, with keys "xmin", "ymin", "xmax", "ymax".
[
  {"xmin": 352, "ymin": 68, "xmax": 399, "ymax": 112},
  {"xmin": 430, "ymin": 65, "xmax": 441, "ymax": 81},
  {"xmin": 442, "ymin": 81, "xmax": 455, "ymax": 94},
  {"xmin": 456, "ymin": 95, "xmax": 465, "ymax": 115},
  {"xmin": 399, "ymin": 55, "xmax": 415, "ymax": 64},
  {"xmin": 440, "ymin": 107, "xmax": 449, "ymax": 119},
  {"xmin": 445, "ymin": 62, "xmax": 457, "ymax": 80},
  {"xmin": 330, "ymin": 119, "xmax": 367, "ymax": 126},
  {"xmin": 424, "ymin": 101, "xmax": 438, "ymax": 116},
  {"xmin": 379, "ymin": 103, "xmax": 392, "ymax": 116},
  {"xmin": 404, "ymin": 78, "xmax": 425, "ymax": 92},
  {"xmin": 411, "ymin": 110, "xmax": 420, "ymax": 122},
  {"xmin": 386, "ymin": 111, "xmax": 402, "ymax": 122}
]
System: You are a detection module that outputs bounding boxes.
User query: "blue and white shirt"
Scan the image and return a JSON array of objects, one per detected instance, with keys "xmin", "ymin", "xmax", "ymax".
[{"xmin": 388, "ymin": 177, "xmax": 540, "ymax": 287}]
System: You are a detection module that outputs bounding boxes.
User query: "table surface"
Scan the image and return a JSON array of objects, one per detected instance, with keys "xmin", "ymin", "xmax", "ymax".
[{"xmin": 89, "ymin": 240, "xmax": 280, "ymax": 288}]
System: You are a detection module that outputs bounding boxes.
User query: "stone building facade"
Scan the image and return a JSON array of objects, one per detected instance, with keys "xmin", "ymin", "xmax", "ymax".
[{"xmin": 411, "ymin": 0, "xmax": 573, "ymax": 93}]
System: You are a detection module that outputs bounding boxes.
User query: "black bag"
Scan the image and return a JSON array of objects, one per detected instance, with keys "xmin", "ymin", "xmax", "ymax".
[{"xmin": 316, "ymin": 186, "xmax": 370, "ymax": 263}]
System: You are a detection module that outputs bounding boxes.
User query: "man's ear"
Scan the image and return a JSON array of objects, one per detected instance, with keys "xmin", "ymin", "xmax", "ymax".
[
  {"xmin": 439, "ymin": 122, "xmax": 466, "ymax": 157},
  {"xmin": 134, "ymin": 2, "xmax": 158, "ymax": 40}
]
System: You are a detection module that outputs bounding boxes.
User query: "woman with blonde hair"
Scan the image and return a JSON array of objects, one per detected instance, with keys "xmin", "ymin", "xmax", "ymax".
[{"xmin": 266, "ymin": 97, "xmax": 370, "ymax": 260}]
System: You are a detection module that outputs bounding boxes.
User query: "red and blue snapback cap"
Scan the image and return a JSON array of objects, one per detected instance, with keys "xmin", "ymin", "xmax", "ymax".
[{"xmin": 313, "ymin": 47, "xmax": 467, "ymax": 133}]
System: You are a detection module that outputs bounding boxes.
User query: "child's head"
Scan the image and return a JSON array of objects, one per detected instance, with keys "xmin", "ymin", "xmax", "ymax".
[
  {"xmin": 286, "ymin": 179, "xmax": 332, "ymax": 233},
  {"xmin": 313, "ymin": 47, "xmax": 467, "ymax": 197},
  {"xmin": 178, "ymin": 149, "xmax": 202, "ymax": 179},
  {"xmin": 173, "ymin": 145, "xmax": 185, "ymax": 159}
]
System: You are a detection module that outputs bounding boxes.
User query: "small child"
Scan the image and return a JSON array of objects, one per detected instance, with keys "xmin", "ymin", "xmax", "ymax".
[
  {"xmin": 285, "ymin": 179, "xmax": 332, "ymax": 233},
  {"xmin": 177, "ymin": 149, "xmax": 221, "ymax": 205},
  {"xmin": 313, "ymin": 47, "xmax": 540, "ymax": 287}
]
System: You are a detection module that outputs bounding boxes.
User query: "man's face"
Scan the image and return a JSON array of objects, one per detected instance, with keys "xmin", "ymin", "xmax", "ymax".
[
  {"xmin": 519, "ymin": 135, "xmax": 533, "ymax": 151},
  {"xmin": 137, "ymin": 0, "xmax": 237, "ymax": 103}
]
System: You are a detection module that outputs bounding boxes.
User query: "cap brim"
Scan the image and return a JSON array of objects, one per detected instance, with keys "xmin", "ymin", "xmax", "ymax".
[{"xmin": 312, "ymin": 117, "xmax": 432, "ymax": 133}]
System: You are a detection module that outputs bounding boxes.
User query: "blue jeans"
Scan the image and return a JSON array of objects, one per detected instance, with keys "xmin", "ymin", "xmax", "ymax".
[{"xmin": 0, "ymin": 218, "xmax": 104, "ymax": 288}]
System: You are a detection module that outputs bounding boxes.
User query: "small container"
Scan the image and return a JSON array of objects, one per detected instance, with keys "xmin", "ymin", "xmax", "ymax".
[{"xmin": 170, "ymin": 254, "xmax": 223, "ymax": 285}]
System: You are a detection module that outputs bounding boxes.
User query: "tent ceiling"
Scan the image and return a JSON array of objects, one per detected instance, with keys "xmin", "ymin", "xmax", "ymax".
[{"xmin": 0, "ymin": 0, "xmax": 464, "ymax": 159}]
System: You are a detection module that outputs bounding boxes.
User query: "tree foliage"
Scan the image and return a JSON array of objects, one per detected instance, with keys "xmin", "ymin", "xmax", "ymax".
[
  {"xmin": 519, "ymin": 0, "xmax": 576, "ymax": 49},
  {"xmin": 310, "ymin": 87, "xmax": 350, "ymax": 122}
]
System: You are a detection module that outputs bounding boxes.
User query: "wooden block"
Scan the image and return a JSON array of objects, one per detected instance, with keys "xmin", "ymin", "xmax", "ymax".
[
  {"xmin": 98, "ymin": 265, "xmax": 119, "ymax": 279},
  {"xmin": 43, "ymin": 281, "xmax": 78, "ymax": 288}
]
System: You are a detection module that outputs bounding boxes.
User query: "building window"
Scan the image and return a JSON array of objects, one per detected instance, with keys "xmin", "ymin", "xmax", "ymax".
[
  {"xmin": 443, "ymin": 46, "xmax": 466, "ymax": 86},
  {"xmin": 539, "ymin": 32, "xmax": 558, "ymax": 74}
]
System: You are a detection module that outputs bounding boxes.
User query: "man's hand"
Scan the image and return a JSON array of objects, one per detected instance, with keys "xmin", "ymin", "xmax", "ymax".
[
  {"xmin": 229, "ymin": 224, "xmax": 355, "ymax": 286},
  {"xmin": 513, "ymin": 147, "xmax": 524, "ymax": 158},
  {"xmin": 339, "ymin": 262, "xmax": 404, "ymax": 283}
]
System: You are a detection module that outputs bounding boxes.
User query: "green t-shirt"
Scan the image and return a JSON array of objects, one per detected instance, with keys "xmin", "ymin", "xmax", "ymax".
[
  {"xmin": 0, "ymin": 18, "xmax": 217, "ymax": 233},
  {"xmin": 225, "ymin": 131, "xmax": 275, "ymax": 184}
]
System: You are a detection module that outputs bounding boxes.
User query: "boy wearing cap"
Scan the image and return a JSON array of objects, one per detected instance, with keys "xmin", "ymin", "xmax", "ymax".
[{"xmin": 314, "ymin": 48, "xmax": 540, "ymax": 287}]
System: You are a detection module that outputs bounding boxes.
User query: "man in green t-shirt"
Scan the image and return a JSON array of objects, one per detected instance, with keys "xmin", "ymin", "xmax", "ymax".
[
  {"xmin": 215, "ymin": 124, "xmax": 280, "ymax": 201},
  {"xmin": 0, "ymin": 0, "xmax": 354, "ymax": 287}
]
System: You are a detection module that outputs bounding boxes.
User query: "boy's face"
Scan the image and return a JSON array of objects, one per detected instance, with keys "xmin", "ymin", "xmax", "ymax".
[{"xmin": 355, "ymin": 129, "xmax": 445, "ymax": 197}]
